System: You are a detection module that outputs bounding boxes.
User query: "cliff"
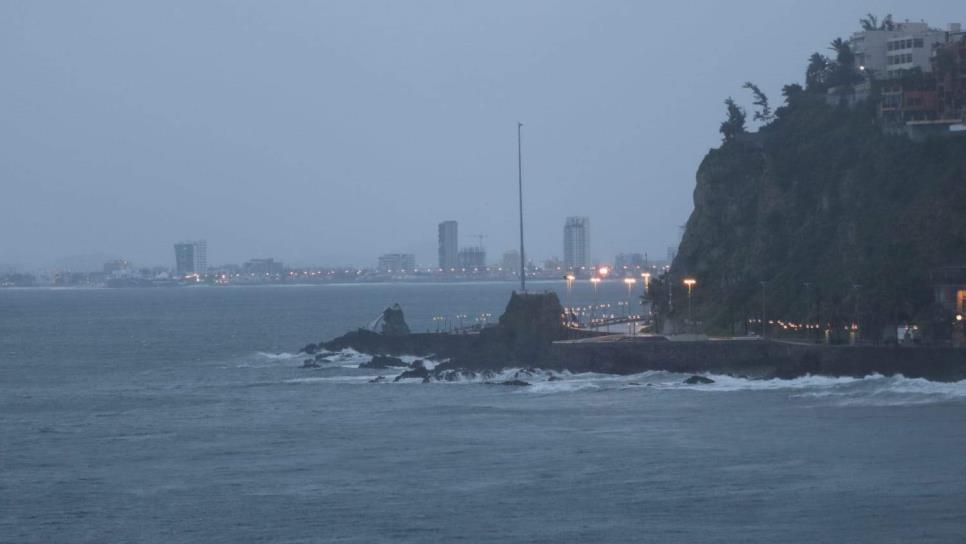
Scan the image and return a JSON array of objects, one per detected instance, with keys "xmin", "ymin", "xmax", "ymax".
[{"xmin": 668, "ymin": 95, "xmax": 966, "ymax": 340}]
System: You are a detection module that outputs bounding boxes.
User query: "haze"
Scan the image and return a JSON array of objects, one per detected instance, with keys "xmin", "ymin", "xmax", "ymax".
[{"xmin": 1, "ymin": 0, "xmax": 961, "ymax": 269}]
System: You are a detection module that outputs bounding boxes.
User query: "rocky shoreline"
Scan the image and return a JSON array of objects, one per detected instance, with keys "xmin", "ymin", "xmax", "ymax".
[{"xmin": 302, "ymin": 293, "xmax": 966, "ymax": 383}]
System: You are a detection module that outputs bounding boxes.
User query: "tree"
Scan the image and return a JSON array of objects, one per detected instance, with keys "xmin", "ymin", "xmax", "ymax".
[
  {"xmin": 805, "ymin": 53, "xmax": 831, "ymax": 91},
  {"xmin": 828, "ymin": 38, "xmax": 859, "ymax": 86},
  {"xmin": 719, "ymin": 97, "xmax": 746, "ymax": 141},
  {"xmin": 781, "ymin": 83, "xmax": 804, "ymax": 108},
  {"xmin": 859, "ymin": 13, "xmax": 878, "ymax": 31},
  {"xmin": 829, "ymin": 38, "xmax": 854, "ymax": 66},
  {"xmin": 743, "ymin": 81, "xmax": 773, "ymax": 123},
  {"xmin": 860, "ymin": 13, "xmax": 894, "ymax": 31}
]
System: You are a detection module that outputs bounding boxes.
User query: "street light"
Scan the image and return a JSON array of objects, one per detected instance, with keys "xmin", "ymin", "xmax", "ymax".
[
  {"xmin": 598, "ymin": 266, "xmax": 610, "ymax": 278},
  {"xmin": 641, "ymin": 271, "xmax": 651, "ymax": 291},
  {"xmin": 623, "ymin": 276, "xmax": 637, "ymax": 296},
  {"xmin": 590, "ymin": 276, "xmax": 601, "ymax": 327},
  {"xmin": 683, "ymin": 278, "xmax": 696, "ymax": 334}
]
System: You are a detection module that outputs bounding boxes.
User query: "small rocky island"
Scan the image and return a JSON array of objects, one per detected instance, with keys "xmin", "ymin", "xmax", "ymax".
[{"xmin": 302, "ymin": 292, "xmax": 596, "ymax": 384}]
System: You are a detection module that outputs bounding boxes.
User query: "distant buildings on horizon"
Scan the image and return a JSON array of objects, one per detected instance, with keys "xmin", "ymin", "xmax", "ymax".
[
  {"xmin": 174, "ymin": 240, "xmax": 207, "ymax": 278},
  {"xmin": 563, "ymin": 216, "xmax": 591, "ymax": 273}
]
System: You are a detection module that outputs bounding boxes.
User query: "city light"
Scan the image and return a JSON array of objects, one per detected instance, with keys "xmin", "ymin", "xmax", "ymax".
[{"xmin": 598, "ymin": 266, "xmax": 610, "ymax": 277}]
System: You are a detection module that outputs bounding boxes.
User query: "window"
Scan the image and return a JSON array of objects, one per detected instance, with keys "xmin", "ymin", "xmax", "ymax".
[{"xmin": 914, "ymin": 38, "xmax": 924, "ymax": 48}]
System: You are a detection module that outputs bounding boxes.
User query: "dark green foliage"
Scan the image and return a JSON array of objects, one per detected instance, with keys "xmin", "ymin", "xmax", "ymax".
[
  {"xmin": 858, "ymin": 13, "xmax": 893, "ymax": 32},
  {"xmin": 805, "ymin": 53, "xmax": 832, "ymax": 91},
  {"xmin": 719, "ymin": 97, "xmax": 746, "ymax": 141},
  {"xmin": 743, "ymin": 81, "xmax": 773, "ymax": 123},
  {"xmin": 674, "ymin": 97, "xmax": 966, "ymax": 338},
  {"xmin": 827, "ymin": 38, "xmax": 860, "ymax": 86}
]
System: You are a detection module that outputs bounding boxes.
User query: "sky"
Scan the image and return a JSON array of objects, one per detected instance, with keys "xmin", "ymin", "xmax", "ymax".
[{"xmin": 1, "ymin": 1, "xmax": 963, "ymax": 270}]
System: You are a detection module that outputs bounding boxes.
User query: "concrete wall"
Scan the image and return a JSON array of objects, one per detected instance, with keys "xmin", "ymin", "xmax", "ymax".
[{"xmin": 550, "ymin": 339, "xmax": 966, "ymax": 381}]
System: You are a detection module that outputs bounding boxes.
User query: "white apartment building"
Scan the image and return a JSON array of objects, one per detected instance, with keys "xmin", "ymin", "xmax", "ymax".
[{"xmin": 850, "ymin": 21, "xmax": 961, "ymax": 77}]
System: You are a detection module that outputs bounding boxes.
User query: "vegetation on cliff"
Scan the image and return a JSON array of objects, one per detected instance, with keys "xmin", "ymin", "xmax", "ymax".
[{"xmin": 661, "ymin": 58, "xmax": 966, "ymax": 340}]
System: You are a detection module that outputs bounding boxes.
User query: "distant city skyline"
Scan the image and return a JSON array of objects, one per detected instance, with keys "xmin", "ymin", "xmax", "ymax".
[{"xmin": 4, "ymin": 2, "xmax": 962, "ymax": 270}]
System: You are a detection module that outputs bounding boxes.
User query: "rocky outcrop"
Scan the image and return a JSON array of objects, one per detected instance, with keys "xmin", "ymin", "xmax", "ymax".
[
  {"xmin": 321, "ymin": 292, "xmax": 600, "ymax": 373},
  {"xmin": 359, "ymin": 355, "xmax": 407, "ymax": 369},
  {"xmin": 666, "ymin": 97, "xmax": 966, "ymax": 339},
  {"xmin": 393, "ymin": 367, "xmax": 430, "ymax": 382},
  {"xmin": 684, "ymin": 375, "xmax": 715, "ymax": 384},
  {"xmin": 380, "ymin": 304, "xmax": 410, "ymax": 336}
]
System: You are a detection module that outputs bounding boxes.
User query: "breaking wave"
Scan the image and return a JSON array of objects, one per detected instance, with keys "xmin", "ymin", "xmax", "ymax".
[{"xmin": 275, "ymin": 348, "xmax": 966, "ymax": 406}]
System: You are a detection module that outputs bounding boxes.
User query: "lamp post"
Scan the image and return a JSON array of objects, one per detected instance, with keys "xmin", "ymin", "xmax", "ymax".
[
  {"xmin": 624, "ymin": 277, "xmax": 636, "ymax": 297},
  {"xmin": 590, "ymin": 276, "xmax": 601, "ymax": 328},
  {"xmin": 760, "ymin": 281, "xmax": 767, "ymax": 338},
  {"xmin": 683, "ymin": 278, "xmax": 696, "ymax": 334}
]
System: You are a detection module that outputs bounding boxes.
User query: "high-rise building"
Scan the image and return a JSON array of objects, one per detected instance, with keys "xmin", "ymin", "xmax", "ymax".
[
  {"xmin": 458, "ymin": 247, "xmax": 486, "ymax": 270},
  {"xmin": 174, "ymin": 240, "xmax": 207, "ymax": 277},
  {"xmin": 378, "ymin": 253, "xmax": 416, "ymax": 273},
  {"xmin": 563, "ymin": 217, "xmax": 590, "ymax": 272},
  {"xmin": 174, "ymin": 243, "xmax": 195, "ymax": 277},
  {"xmin": 438, "ymin": 221, "xmax": 458, "ymax": 271},
  {"xmin": 614, "ymin": 253, "xmax": 645, "ymax": 273},
  {"xmin": 501, "ymin": 250, "xmax": 519, "ymax": 274}
]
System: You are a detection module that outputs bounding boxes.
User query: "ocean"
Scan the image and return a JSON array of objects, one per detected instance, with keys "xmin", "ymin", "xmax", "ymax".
[{"xmin": 2, "ymin": 282, "xmax": 966, "ymax": 543}]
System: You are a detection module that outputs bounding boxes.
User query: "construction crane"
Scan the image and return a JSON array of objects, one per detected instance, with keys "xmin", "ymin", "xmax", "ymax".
[{"xmin": 463, "ymin": 234, "xmax": 486, "ymax": 249}]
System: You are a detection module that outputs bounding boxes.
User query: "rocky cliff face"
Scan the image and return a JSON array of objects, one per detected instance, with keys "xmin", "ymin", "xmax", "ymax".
[{"xmin": 671, "ymin": 96, "xmax": 966, "ymax": 338}]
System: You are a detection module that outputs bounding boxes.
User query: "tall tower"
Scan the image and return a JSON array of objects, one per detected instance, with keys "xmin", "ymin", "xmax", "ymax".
[
  {"xmin": 563, "ymin": 217, "xmax": 590, "ymax": 272},
  {"xmin": 438, "ymin": 221, "xmax": 458, "ymax": 271},
  {"xmin": 174, "ymin": 242, "xmax": 195, "ymax": 277},
  {"xmin": 193, "ymin": 239, "xmax": 208, "ymax": 276},
  {"xmin": 174, "ymin": 240, "xmax": 207, "ymax": 277}
]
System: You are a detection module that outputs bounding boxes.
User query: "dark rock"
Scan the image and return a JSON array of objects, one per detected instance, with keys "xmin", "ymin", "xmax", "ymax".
[
  {"xmin": 684, "ymin": 375, "xmax": 715, "ymax": 384},
  {"xmin": 410, "ymin": 359, "xmax": 425, "ymax": 369},
  {"xmin": 314, "ymin": 352, "xmax": 334, "ymax": 361},
  {"xmin": 498, "ymin": 379, "xmax": 531, "ymax": 386},
  {"xmin": 626, "ymin": 381, "xmax": 641, "ymax": 386},
  {"xmin": 394, "ymin": 367, "xmax": 431, "ymax": 382},
  {"xmin": 300, "ymin": 343, "xmax": 319, "ymax": 355},
  {"xmin": 380, "ymin": 304, "xmax": 411, "ymax": 336},
  {"xmin": 360, "ymin": 355, "xmax": 407, "ymax": 369},
  {"xmin": 369, "ymin": 376, "xmax": 387, "ymax": 383},
  {"xmin": 547, "ymin": 375, "xmax": 561, "ymax": 382},
  {"xmin": 301, "ymin": 359, "xmax": 320, "ymax": 368}
]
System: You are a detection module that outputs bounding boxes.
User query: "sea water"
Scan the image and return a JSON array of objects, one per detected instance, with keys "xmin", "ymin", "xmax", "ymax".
[{"xmin": 2, "ymin": 283, "xmax": 966, "ymax": 543}]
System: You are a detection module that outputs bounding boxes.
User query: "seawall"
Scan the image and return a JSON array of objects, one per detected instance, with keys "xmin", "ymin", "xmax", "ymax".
[{"xmin": 549, "ymin": 337, "xmax": 966, "ymax": 382}]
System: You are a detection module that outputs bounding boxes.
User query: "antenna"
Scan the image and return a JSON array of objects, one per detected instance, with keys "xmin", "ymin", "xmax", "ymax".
[{"xmin": 517, "ymin": 122, "xmax": 526, "ymax": 292}]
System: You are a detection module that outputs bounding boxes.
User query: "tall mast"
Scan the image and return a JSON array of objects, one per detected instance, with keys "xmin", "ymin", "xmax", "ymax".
[{"xmin": 517, "ymin": 122, "xmax": 526, "ymax": 292}]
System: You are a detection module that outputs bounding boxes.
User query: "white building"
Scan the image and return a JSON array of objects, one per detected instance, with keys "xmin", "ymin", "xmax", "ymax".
[
  {"xmin": 378, "ymin": 253, "xmax": 416, "ymax": 273},
  {"xmin": 850, "ymin": 21, "xmax": 960, "ymax": 77},
  {"xmin": 174, "ymin": 240, "xmax": 207, "ymax": 277},
  {"xmin": 563, "ymin": 217, "xmax": 590, "ymax": 272}
]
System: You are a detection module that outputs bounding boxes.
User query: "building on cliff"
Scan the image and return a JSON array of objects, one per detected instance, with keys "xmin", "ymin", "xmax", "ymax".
[
  {"xmin": 850, "ymin": 21, "xmax": 957, "ymax": 76},
  {"xmin": 875, "ymin": 32, "xmax": 966, "ymax": 134}
]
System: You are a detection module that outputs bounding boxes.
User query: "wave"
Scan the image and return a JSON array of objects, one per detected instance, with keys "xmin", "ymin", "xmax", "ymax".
[
  {"xmin": 255, "ymin": 351, "xmax": 302, "ymax": 360},
  {"xmin": 262, "ymin": 346, "xmax": 966, "ymax": 406}
]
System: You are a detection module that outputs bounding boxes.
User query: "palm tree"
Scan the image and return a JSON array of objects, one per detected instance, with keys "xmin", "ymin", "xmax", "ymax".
[
  {"xmin": 860, "ymin": 13, "xmax": 878, "ymax": 31},
  {"xmin": 805, "ymin": 53, "xmax": 830, "ymax": 90}
]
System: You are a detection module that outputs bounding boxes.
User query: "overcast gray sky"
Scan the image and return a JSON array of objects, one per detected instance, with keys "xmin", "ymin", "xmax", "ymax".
[{"xmin": 1, "ymin": 1, "xmax": 962, "ymax": 270}]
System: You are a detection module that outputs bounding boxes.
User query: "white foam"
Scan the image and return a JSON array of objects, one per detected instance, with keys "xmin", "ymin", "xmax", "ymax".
[{"xmin": 255, "ymin": 351, "xmax": 301, "ymax": 360}]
